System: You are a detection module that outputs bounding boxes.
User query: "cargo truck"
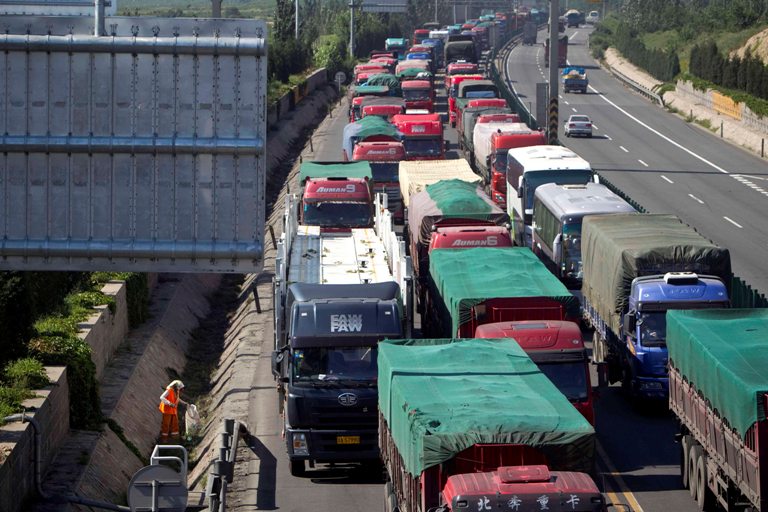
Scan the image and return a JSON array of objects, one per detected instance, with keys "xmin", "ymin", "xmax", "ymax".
[
  {"xmin": 473, "ymin": 123, "xmax": 547, "ymax": 207},
  {"xmin": 379, "ymin": 337, "xmax": 603, "ymax": 512},
  {"xmin": 406, "ymin": 179, "xmax": 509, "ymax": 312},
  {"xmin": 444, "ymin": 38, "xmax": 477, "ymax": 65},
  {"xmin": 272, "ymin": 193, "xmax": 412, "ymax": 476},
  {"xmin": 506, "ymin": 145, "xmax": 597, "ymax": 246},
  {"xmin": 451, "ymin": 80, "xmax": 500, "ymax": 128},
  {"xmin": 444, "ymin": 61, "xmax": 479, "ymax": 92},
  {"xmin": 562, "ymin": 66, "xmax": 588, "ymax": 93},
  {"xmin": 352, "ymin": 141, "xmax": 406, "ymax": 223},
  {"xmin": 457, "ymin": 104, "xmax": 515, "ymax": 163},
  {"xmin": 544, "ymin": 35, "xmax": 568, "ymax": 68},
  {"xmin": 391, "ymin": 113, "xmax": 445, "ymax": 160},
  {"xmin": 424, "ymin": 246, "xmax": 581, "ymax": 337},
  {"xmin": 475, "ymin": 320, "xmax": 595, "ymax": 424},
  {"xmin": 582, "ymin": 214, "xmax": 731, "ymax": 401},
  {"xmin": 668, "ymin": 309, "xmax": 768, "ymax": 512},
  {"xmin": 299, "ymin": 161, "xmax": 375, "ymax": 229},
  {"xmin": 447, "ymin": 74, "xmax": 486, "ymax": 127},
  {"xmin": 522, "ymin": 21, "xmax": 537, "ymax": 45},
  {"xmin": 385, "ymin": 38, "xmax": 409, "ymax": 59},
  {"xmin": 400, "ymin": 80, "xmax": 435, "ymax": 112},
  {"xmin": 342, "ymin": 115, "xmax": 402, "ymax": 161},
  {"xmin": 532, "ymin": 183, "xmax": 636, "ymax": 288},
  {"xmin": 398, "ymin": 159, "xmax": 481, "ymax": 210}
]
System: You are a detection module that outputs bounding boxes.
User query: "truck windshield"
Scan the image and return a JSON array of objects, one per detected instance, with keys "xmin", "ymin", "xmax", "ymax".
[
  {"xmin": 403, "ymin": 89, "xmax": 431, "ymax": 101},
  {"xmin": 561, "ymin": 221, "xmax": 583, "ymax": 281},
  {"xmin": 403, "ymin": 138, "xmax": 443, "ymax": 157},
  {"xmin": 524, "ymin": 169, "xmax": 593, "ymax": 209},
  {"xmin": 291, "ymin": 347, "xmax": 377, "ymax": 386},
  {"xmin": 538, "ymin": 361, "xmax": 589, "ymax": 401},
  {"xmin": 638, "ymin": 311, "xmax": 666, "ymax": 347},
  {"xmin": 303, "ymin": 201, "xmax": 372, "ymax": 227},
  {"xmin": 370, "ymin": 162, "xmax": 400, "ymax": 182},
  {"xmin": 493, "ymin": 151, "xmax": 508, "ymax": 172}
]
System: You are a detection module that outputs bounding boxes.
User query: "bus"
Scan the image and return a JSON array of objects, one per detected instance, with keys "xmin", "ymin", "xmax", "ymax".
[
  {"xmin": 505, "ymin": 145, "xmax": 596, "ymax": 246},
  {"xmin": 531, "ymin": 182, "xmax": 636, "ymax": 288}
]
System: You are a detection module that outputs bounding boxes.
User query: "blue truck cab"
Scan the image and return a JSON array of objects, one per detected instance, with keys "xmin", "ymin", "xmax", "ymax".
[{"xmin": 616, "ymin": 273, "xmax": 729, "ymax": 399}]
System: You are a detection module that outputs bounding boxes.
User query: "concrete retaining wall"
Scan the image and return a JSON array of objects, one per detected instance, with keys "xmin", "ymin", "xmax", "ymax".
[
  {"xmin": 267, "ymin": 68, "xmax": 328, "ymax": 127},
  {"xmin": 676, "ymin": 79, "xmax": 768, "ymax": 135},
  {"xmin": 0, "ymin": 367, "xmax": 69, "ymax": 512},
  {"xmin": 79, "ymin": 281, "xmax": 129, "ymax": 381}
]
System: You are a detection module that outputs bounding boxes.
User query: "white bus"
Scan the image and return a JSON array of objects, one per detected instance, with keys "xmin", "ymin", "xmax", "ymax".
[
  {"xmin": 505, "ymin": 145, "xmax": 597, "ymax": 246},
  {"xmin": 532, "ymin": 182, "xmax": 636, "ymax": 288}
]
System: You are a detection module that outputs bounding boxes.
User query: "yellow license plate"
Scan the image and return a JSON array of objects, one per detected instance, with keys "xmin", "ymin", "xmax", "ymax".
[{"xmin": 336, "ymin": 435, "xmax": 360, "ymax": 445}]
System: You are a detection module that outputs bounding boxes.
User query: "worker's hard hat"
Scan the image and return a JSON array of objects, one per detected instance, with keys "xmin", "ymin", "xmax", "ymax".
[{"xmin": 169, "ymin": 379, "xmax": 185, "ymax": 389}]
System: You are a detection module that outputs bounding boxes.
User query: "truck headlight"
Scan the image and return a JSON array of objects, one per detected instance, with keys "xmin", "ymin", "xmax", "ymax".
[{"xmin": 292, "ymin": 433, "xmax": 309, "ymax": 456}]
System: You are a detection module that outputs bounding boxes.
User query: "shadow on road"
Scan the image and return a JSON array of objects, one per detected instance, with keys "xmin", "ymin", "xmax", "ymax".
[
  {"xmin": 243, "ymin": 433, "xmax": 278, "ymax": 510},
  {"xmin": 307, "ymin": 463, "xmax": 386, "ymax": 485}
]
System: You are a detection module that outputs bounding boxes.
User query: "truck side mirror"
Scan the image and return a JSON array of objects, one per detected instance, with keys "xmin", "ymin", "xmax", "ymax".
[
  {"xmin": 553, "ymin": 234, "xmax": 562, "ymax": 263},
  {"xmin": 271, "ymin": 350, "xmax": 284, "ymax": 378},
  {"xmin": 623, "ymin": 312, "xmax": 636, "ymax": 335}
]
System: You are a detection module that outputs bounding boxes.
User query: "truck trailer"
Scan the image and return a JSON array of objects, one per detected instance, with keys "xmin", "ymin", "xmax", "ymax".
[
  {"xmin": 272, "ymin": 192, "xmax": 412, "ymax": 476},
  {"xmin": 668, "ymin": 309, "xmax": 768, "ymax": 511},
  {"xmin": 581, "ymin": 213, "xmax": 731, "ymax": 401},
  {"xmin": 379, "ymin": 337, "xmax": 601, "ymax": 512},
  {"xmin": 398, "ymin": 159, "xmax": 481, "ymax": 210},
  {"xmin": 424, "ymin": 246, "xmax": 581, "ymax": 337}
]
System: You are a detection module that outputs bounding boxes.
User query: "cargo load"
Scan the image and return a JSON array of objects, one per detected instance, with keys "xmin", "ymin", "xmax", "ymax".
[{"xmin": 398, "ymin": 160, "xmax": 480, "ymax": 208}]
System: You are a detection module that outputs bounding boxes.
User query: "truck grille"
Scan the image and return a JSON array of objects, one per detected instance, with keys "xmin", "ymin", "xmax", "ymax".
[{"xmin": 311, "ymin": 406, "xmax": 378, "ymax": 429}]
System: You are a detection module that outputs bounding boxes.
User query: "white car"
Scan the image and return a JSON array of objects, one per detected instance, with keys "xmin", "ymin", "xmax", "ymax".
[
  {"xmin": 564, "ymin": 114, "xmax": 593, "ymax": 138},
  {"xmin": 586, "ymin": 11, "xmax": 600, "ymax": 24}
]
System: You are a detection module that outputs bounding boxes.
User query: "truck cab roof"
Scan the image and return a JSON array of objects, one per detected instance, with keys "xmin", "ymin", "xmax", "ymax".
[
  {"xmin": 631, "ymin": 273, "xmax": 729, "ymax": 306},
  {"xmin": 474, "ymin": 320, "xmax": 584, "ymax": 351},
  {"xmin": 428, "ymin": 226, "xmax": 513, "ymax": 251},
  {"xmin": 303, "ymin": 177, "xmax": 370, "ymax": 202},
  {"xmin": 443, "ymin": 466, "xmax": 603, "ymax": 512},
  {"xmin": 353, "ymin": 141, "xmax": 406, "ymax": 162}
]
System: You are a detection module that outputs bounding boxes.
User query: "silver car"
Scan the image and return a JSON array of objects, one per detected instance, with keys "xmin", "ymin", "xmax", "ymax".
[
  {"xmin": 564, "ymin": 114, "xmax": 593, "ymax": 138},
  {"xmin": 586, "ymin": 11, "xmax": 600, "ymax": 24}
]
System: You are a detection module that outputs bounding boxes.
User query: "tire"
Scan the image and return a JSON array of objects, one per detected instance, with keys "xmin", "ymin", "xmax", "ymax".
[
  {"xmin": 681, "ymin": 435, "xmax": 691, "ymax": 489},
  {"xmin": 289, "ymin": 459, "xmax": 306, "ymax": 477},
  {"xmin": 384, "ymin": 480, "xmax": 397, "ymax": 512},
  {"xmin": 689, "ymin": 445, "xmax": 701, "ymax": 500},
  {"xmin": 592, "ymin": 330, "xmax": 603, "ymax": 362},
  {"xmin": 695, "ymin": 451, "xmax": 712, "ymax": 510}
]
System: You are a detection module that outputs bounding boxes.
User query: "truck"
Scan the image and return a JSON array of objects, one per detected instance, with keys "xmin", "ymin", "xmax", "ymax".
[
  {"xmin": 298, "ymin": 161, "xmax": 375, "ymax": 229},
  {"xmin": 391, "ymin": 113, "xmax": 445, "ymax": 160},
  {"xmin": 667, "ymin": 309, "xmax": 768, "ymax": 512},
  {"xmin": 447, "ymin": 74, "xmax": 485, "ymax": 127},
  {"xmin": 360, "ymin": 97, "xmax": 406, "ymax": 120},
  {"xmin": 444, "ymin": 61, "xmax": 479, "ymax": 92},
  {"xmin": 444, "ymin": 38, "xmax": 477, "ymax": 65},
  {"xmin": 562, "ymin": 66, "xmax": 588, "ymax": 93},
  {"xmin": 458, "ymin": 106, "xmax": 515, "ymax": 156},
  {"xmin": 413, "ymin": 28, "xmax": 430, "ymax": 45},
  {"xmin": 531, "ymin": 183, "xmax": 637, "ymax": 288},
  {"xmin": 474, "ymin": 320, "xmax": 595, "ymax": 425},
  {"xmin": 406, "ymin": 179, "xmax": 509, "ymax": 311},
  {"xmin": 385, "ymin": 37, "xmax": 409, "ymax": 59},
  {"xmin": 379, "ymin": 337, "xmax": 603, "ymax": 512},
  {"xmin": 424, "ymin": 246, "xmax": 581, "ymax": 337},
  {"xmin": 506, "ymin": 145, "xmax": 598, "ymax": 246},
  {"xmin": 581, "ymin": 213, "xmax": 732, "ymax": 401},
  {"xmin": 398, "ymin": 159, "xmax": 481, "ymax": 211},
  {"xmin": 342, "ymin": 115, "xmax": 402, "ymax": 161},
  {"xmin": 473, "ymin": 123, "xmax": 547, "ymax": 207},
  {"xmin": 522, "ymin": 21, "xmax": 537, "ymax": 45},
  {"xmin": 564, "ymin": 9, "xmax": 583, "ymax": 27},
  {"xmin": 401, "ymin": 80, "xmax": 435, "ymax": 112},
  {"xmin": 272, "ymin": 190, "xmax": 412, "ymax": 476},
  {"xmin": 544, "ymin": 35, "xmax": 568, "ymax": 68},
  {"xmin": 352, "ymin": 141, "xmax": 406, "ymax": 223}
]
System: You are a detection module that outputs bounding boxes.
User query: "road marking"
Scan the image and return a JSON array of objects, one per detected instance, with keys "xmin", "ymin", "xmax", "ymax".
[
  {"xmin": 569, "ymin": 31, "xmax": 579, "ymax": 41},
  {"xmin": 619, "ymin": 145, "xmax": 629, "ymax": 152},
  {"xmin": 592, "ymin": 124, "xmax": 598, "ymax": 130},
  {"xmin": 724, "ymin": 216, "xmax": 743, "ymax": 228},
  {"xmin": 688, "ymin": 194, "xmax": 705, "ymax": 204},
  {"xmin": 587, "ymin": 84, "xmax": 730, "ymax": 174},
  {"xmin": 732, "ymin": 174, "xmax": 768, "ymax": 196},
  {"xmin": 564, "ymin": 100, "xmax": 570, "ymax": 105},
  {"xmin": 660, "ymin": 174, "xmax": 673, "ymax": 183},
  {"xmin": 572, "ymin": 107, "xmax": 578, "ymax": 112},
  {"xmin": 605, "ymin": 134, "xmax": 612, "ymax": 140},
  {"xmin": 638, "ymin": 159, "xmax": 649, "ymax": 167},
  {"xmin": 596, "ymin": 441, "xmax": 645, "ymax": 512}
]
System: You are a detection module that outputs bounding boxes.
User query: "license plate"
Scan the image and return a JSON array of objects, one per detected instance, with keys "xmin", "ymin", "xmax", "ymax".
[{"xmin": 336, "ymin": 436, "xmax": 360, "ymax": 445}]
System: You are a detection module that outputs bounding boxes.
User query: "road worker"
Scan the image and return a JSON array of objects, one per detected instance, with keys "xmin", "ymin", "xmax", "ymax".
[{"xmin": 159, "ymin": 380, "xmax": 188, "ymax": 442}]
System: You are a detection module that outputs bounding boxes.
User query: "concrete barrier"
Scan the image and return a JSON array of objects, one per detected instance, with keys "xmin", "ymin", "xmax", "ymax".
[
  {"xmin": 267, "ymin": 68, "xmax": 329, "ymax": 128},
  {"xmin": 79, "ymin": 281, "xmax": 129, "ymax": 381}
]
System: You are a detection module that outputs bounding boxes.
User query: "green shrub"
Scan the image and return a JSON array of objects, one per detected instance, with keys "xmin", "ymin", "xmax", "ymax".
[
  {"xmin": 67, "ymin": 291, "xmax": 116, "ymax": 316},
  {"xmin": 0, "ymin": 401, "xmax": 15, "ymax": 423},
  {"xmin": 4, "ymin": 358, "xmax": 49, "ymax": 390},
  {"xmin": 0, "ymin": 385, "xmax": 33, "ymax": 424},
  {"xmin": 91, "ymin": 272, "xmax": 149, "ymax": 327}
]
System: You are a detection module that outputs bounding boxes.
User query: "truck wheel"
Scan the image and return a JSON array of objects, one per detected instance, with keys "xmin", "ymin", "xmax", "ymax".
[
  {"xmin": 384, "ymin": 480, "xmax": 397, "ymax": 512},
  {"xmin": 289, "ymin": 459, "xmax": 306, "ymax": 478},
  {"xmin": 695, "ymin": 451, "xmax": 713, "ymax": 510},
  {"xmin": 689, "ymin": 445, "xmax": 702, "ymax": 500},
  {"xmin": 592, "ymin": 331, "xmax": 603, "ymax": 362},
  {"xmin": 681, "ymin": 435, "xmax": 691, "ymax": 489}
]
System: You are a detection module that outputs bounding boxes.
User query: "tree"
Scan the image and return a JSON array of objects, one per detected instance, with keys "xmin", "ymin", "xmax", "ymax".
[
  {"xmin": 274, "ymin": 0, "xmax": 297, "ymax": 42},
  {"xmin": 211, "ymin": 0, "xmax": 222, "ymax": 18}
]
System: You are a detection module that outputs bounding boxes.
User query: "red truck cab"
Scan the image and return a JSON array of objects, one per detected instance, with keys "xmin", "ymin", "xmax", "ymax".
[
  {"xmin": 352, "ymin": 141, "xmax": 405, "ymax": 223},
  {"xmin": 485, "ymin": 129, "xmax": 547, "ymax": 206},
  {"xmin": 401, "ymin": 80, "xmax": 435, "ymax": 112},
  {"xmin": 442, "ymin": 465, "xmax": 606, "ymax": 512},
  {"xmin": 444, "ymin": 62, "xmax": 480, "ymax": 91},
  {"xmin": 448, "ymin": 74, "xmax": 485, "ymax": 126},
  {"xmin": 413, "ymin": 28, "xmax": 430, "ymax": 44},
  {"xmin": 428, "ymin": 226, "xmax": 513, "ymax": 251},
  {"xmin": 391, "ymin": 113, "xmax": 445, "ymax": 160},
  {"xmin": 301, "ymin": 177, "xmax": 373, "ymax": 229},
  {"xmin": 475, "ymin": 320, "xmax": 595, "ymax": 425},
  {"xmin": 361, "ymin": 103, "xmax": 406, "ymax": 120},
  {"xmin": 354, "ymin": 64, "xmax": 389, "ymax": 85},
  {"xmin": 456, "ymin": 99, "xmax": 510, "ymax": 139},
  {"xmin": 369, "ymin": 57, "xmax": 397, "ymax": 73}
]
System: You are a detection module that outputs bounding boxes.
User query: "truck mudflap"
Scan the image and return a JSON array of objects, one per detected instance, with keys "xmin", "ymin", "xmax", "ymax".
[{"xmin": 285, "ymin": 427, "xmax": 380, "ymax": 463}]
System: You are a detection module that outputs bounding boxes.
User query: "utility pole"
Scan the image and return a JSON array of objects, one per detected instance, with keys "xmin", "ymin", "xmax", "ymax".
[
  {"xmin": 349, "ymin": 1, "xmax": 355, "ymax": 58},
  {"xmin": 295, "ymin": 0, "xmax": 299, "ymax": 39},
  {"xmin": 434, "ymin": 0, "xmax": 437, "ymax": 23},
  {"xmin": 548, "ymin": 0, "xmax": 560, "ymax": 144}
]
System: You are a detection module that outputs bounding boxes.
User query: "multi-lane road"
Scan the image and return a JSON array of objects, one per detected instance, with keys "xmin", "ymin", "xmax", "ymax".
[
  {"xmin": 238, "ymin": 31, "xmax": 768, "ymax": 512},
  {"xmin": 505, "ymin": 26, "xmax": 768, "ymax": 293}
]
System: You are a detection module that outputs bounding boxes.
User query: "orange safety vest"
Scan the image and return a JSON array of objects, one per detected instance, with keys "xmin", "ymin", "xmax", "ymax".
[{"xmin": 159, "ymin": 387, "xmax": 178, "ymax": 414}]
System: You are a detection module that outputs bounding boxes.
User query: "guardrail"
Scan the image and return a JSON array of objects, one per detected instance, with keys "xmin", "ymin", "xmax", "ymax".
[
  {"xmin": 607, "ymin": 65, "xmax": 664, "ymax": 106},
  {"xmin": 488, "ymin": 29, "xmax": 541, "ymax": 130},
  {"xmin": 205, "ymin": 418, "xmax": 243, "ymax": 512}
]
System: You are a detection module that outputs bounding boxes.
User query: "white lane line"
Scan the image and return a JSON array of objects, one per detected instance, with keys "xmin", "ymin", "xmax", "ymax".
[
  {"xmin": 619, "ymin": 145, "xmax": 629, "ymax": 152},
  {"xmin": 638, "ymin": 159, "xmax": 649, "ymax": 167},
  {"xmin": 592, "ymin": 124, "xmax": 598, "ymax": 130},
  {"xmin": 572, "ymin": 107, "xmax": 578, "ymax": 112},
  {"xmin": 569, "ymin": 31, "xmax": 579, "ymax": 41},
  {"xmin": 605, "ymin": 135, "xmax": 613, "ymax": 140},
  {"xmin": 587, "ymin": 84, "xmax": 730, "ymax": 174},
  {"xmin": 564, "ymin": 100, "xmax": 570, "ymax": 105},
  {"xmin": 724, "ymin": 216, "xmax": 743, "ymax": 228},
  {"xmin": 688, "ymin": 194, "xmax": 705, "ymax": 204},
  {"xmin": 660, "ymin": 174, "xmax": 673, "ymax": 183}
]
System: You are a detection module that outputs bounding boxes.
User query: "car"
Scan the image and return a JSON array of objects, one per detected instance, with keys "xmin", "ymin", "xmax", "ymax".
[
  {"xmin": 586, "ymin": 11, "xmax": 600, "ymax": 24},
  {"xmin": 564, "ymin": 114, "xmax": 593, "ymax": 137}
]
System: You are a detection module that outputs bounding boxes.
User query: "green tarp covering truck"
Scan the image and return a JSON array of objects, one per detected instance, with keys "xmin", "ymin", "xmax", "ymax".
[
  {"xmin": 668, "ymin": 309, "xmax": 768, "ymax": 511},
  {"xmin": 379, "ymin": 338, "xmax": 603, "ymax": 512}
]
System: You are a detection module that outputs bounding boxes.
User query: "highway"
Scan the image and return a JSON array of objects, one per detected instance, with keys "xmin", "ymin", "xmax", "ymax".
[
  {"xmin": 243, "ymin": 53, "xmax": 705, "ymax": 512},
  {"xmin": 504, "ymin": 26, "xmax": 768, "ymax": 293}
]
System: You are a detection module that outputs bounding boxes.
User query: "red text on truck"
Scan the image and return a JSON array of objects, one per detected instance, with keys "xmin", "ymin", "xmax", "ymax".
[{"xmin": 301, "ymin": 177, "xmax": 373, "ymax": 230}]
